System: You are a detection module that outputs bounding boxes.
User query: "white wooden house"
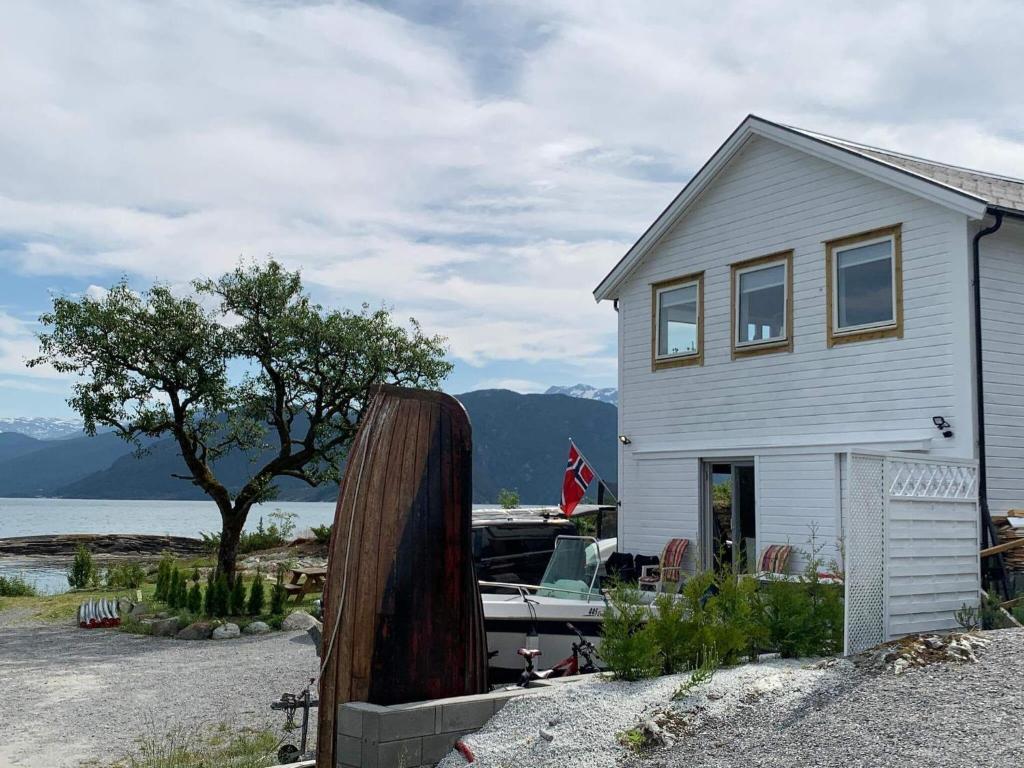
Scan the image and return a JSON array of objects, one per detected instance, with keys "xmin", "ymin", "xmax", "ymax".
[{"xmin": 594, "ymin": 115, "xmax": 1024, "ymax": 645}]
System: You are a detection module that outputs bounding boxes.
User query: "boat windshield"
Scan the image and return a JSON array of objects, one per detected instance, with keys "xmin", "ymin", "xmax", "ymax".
[{"xmin": 536, "ymin": 536, "xmax": 601, "ymax": 599}]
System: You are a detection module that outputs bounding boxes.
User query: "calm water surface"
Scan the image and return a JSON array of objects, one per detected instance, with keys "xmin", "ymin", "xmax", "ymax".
[{"xmin": 0, "ymin": 497, "xmax": 338, "ymax": 594}]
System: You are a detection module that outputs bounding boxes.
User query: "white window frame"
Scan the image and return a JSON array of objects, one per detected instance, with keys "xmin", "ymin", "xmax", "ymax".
[
  {"xmin": 654, "ymin": 277, "xmax": 701, "ymax": 362},
  {"xmin": 734, "ymin": 258, "xmax": 789, "ymax": 349},
  {"xmin": 830, "ymin": 233, "xmax": 898, "ymax": 336}
]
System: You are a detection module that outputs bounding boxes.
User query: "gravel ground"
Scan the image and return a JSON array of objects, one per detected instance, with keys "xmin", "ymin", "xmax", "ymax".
[
  {"xmin": 0, "ymin": 613, "xmax": 321, "ymax": 767},
  {"xmin": 441, "ymin": 629, "xmax": 1024, "ymax": 768}
]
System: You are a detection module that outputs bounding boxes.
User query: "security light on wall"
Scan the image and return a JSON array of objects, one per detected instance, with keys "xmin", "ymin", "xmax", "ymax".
[
  {"xmin": 932, "ymin": 416, "xmax": 953, "ymax": 438},
  {"xmin": 618, "ymin": 435, "xmax": 632, "ymax": 445}
]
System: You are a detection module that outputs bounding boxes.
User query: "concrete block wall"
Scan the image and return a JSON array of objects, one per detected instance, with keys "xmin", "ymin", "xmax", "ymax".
[{"xmin": 335, "ymin": 685, "xmax": 554, "ymax": 768}]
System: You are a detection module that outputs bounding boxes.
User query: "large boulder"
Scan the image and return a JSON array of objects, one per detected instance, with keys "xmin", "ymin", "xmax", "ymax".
[
  {"xmin": 243, "ymin": 621, "xmax": 271, "ymax": 635},
  {"xmin": 282, "ymin": 611, "xmax": 318, "ymax": 631},
  {"xmin": 177, "ymin": 621, "xmax": 217, "ymax": 641},
  {"xmin": 212, "ymin": 623, "xmax": 240, "ymax": 640},
  {"xmin": 129, "ymin": 602, "xmax": 149, "ymax": 618},
  {"xmin": 146, "ymin": 617, "xmax": 181, "ymax": 637}
]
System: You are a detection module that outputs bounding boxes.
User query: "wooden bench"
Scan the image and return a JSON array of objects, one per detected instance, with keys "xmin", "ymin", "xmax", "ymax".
[{"xmin": 283, "ymin": 566, "xmax": 327, "ymax": 604}]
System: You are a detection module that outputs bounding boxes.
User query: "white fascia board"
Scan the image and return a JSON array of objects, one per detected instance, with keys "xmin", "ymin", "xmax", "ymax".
[
  {"xmin": 630, "ymin": 431, "xmax": 936, "ymax": 460},
  {"xmin": 593, "ymin": 115, "xmax": 990, "ymax": 303}
]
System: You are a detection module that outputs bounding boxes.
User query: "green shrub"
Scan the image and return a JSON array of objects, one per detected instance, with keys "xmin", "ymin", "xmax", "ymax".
[
  {"xmin": 247, "ymin": 571, "xmax": 266, "ymax": 616},
  {"xmin": 269, "ymin": 569, "xmax": 288, "ymax": 616},
  {"xmin": 497, "ymin": 488, "xmax": 520, "ymax": 509},
  {"xmin": 229, "ymin": 576, "xmax": 247, "ymax": 615},
  {"xmin": 166, "ymin": 568, "xmax": 182, "ymax": 610},
  {"xmin": 175, "ymin": 573, "xmax": 189, "ymax": 611},
  {"xmin": 188, "ymin": 583, "xmax": 203, "ymax": 614},
  {"xmin": 203, "ymin": 571, "xmax": 215, "ymax": 616},
  {"xmin": 0, "ymin": 574, "xmax": 38, "ymax": 597},
  {"xmin": 106, "ymin": 562, "xmax": 146, "ymax": 590},
  {"xmin": 67, "ymin": 544, "xmax": 96, "ymax": 590},
  {"xmin": 211, "ymin": 574, "xmax": 230, "ymax": 618},
  {"xmin": 599, "ymin": 582, "xmax": 660, "ymax": 680},
  {"xmin": 755, "ymin": 559, "xmax": 843, "ymax": 658},
  {"xmin": 311, "ymin": 524, "xmax": 332, "ymax": 545},
  {"xmin": 154, "ymin": 554, "xmax": 175, "ymax": 601}
]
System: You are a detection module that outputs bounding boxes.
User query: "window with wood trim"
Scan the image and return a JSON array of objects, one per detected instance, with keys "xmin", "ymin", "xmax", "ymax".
[
  {"xmin": 730, "ymin": 250, "xmax": 793, "ymax": 358},
  {"xmin": 825, "ymin": 224, "xmax": 903, "ymax": 347},
  {"xmin": 652, "ymin": 272, "xmax": 703, "ymax": 369}
]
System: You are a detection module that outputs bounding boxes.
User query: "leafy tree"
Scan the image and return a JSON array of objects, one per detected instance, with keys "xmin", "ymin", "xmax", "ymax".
[
  {"xmin": 32, "ymin": 260, "xmax": 452, "ymax": 583},
  {"xmin": 247, "ymin": 570, "xmax": 266, "ymax": 616}
]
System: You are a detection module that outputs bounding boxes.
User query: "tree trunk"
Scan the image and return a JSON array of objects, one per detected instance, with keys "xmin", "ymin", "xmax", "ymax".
[{"xmin": 217, "ymin": 508, "xmax": 248, "ymax": 587}]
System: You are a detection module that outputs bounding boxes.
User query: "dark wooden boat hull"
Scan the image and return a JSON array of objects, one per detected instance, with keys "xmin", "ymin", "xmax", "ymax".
[{"xmin": 317, "ymin": 385, "xmax": 488, "ymax": 767}]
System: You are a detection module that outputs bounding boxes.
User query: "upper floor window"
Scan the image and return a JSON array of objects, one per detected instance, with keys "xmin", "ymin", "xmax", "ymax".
[
  {"xmin": 825, "ymin": 224, "xmax": 903, "ymax": 347},
  {"xmin": 652, "ymin": 272, "xmax": 703, "ymax": 369},
  {"xmin": 731, "ymin": 250, "xmax": 793, "ymax": 357}
]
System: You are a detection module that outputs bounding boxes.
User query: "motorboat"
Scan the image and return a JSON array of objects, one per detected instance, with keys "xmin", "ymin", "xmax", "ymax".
[{"xmin": 482, "ymin": 535, "xmax": 645, "ymax": 682}]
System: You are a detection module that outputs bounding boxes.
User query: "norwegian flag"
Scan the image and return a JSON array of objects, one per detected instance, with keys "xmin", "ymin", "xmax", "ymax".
[{"xmin": 560, "ymin": 441, "xmax": 595, "ymax": 516}]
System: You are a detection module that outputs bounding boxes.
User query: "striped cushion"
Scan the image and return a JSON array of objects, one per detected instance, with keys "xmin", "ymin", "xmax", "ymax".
[
  {"xmin": 660, "ymin": 538, "xmax": 689, "ymax": 583},
  {"xmin": 758, "ymin": 544, "xmax": 792, "ymax": 574}
]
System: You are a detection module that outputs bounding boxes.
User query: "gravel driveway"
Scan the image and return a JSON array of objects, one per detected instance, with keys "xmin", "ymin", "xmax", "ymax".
[
  {"xmin": 443, "ymin": 629, "xmax": 1024, "ymax": 768},
  {"xmin": 0, "ymin": 615, "xmax": 321, "ymax": 767}
]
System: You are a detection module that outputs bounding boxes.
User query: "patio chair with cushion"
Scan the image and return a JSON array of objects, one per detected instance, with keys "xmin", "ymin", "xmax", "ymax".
[
  {"xmin": 603, "ymin": 552, "xmax": 637, "ymax": 584},
  {"xmin": 757, "ymin": 544, "xmax": 793, "ymax": 575},
  {"xmin": 638, "ymin": 538, "xmax": 689, "ymax": 591}
]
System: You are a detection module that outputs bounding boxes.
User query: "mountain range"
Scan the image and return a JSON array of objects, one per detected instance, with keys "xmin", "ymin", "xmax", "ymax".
[
  {"xmin": 544, "ymin": 384, "xmax": 618, "ymax": 406},
  {"xmin": 0, "ymin": 389, "xmax": 617, "ymax": 504}
]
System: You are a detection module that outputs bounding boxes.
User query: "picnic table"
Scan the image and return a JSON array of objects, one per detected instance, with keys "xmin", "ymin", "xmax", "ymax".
[{"xmin": 282, "ymin": 566, "xmax": 327, "ymax": 604}]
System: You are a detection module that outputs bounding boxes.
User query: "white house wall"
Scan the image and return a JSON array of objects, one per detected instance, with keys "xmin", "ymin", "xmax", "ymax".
[
  {"xmin": 978, "ymin": 219, "xmax": 1024, "ymax": 514},
  {"xmin": 620, "ymin": 455, "xmax": 699, "ymax": 569},
  {"xmin": 616, "ymin": 134, "xmax": 976, "ymax": 558},
  {"xmin": 757, "ymin": 453, "xmax": 840, "ymax": 570}
]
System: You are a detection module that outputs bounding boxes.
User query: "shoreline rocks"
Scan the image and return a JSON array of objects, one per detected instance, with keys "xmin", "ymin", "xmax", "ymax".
[{"xmin": 0, "ymin": 533, "xmax": 206, "ymax": 559}]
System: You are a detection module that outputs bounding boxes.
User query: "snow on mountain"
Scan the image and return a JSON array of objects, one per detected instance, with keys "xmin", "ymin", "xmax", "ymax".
[
  {"xmin": 0, "ymin": 417, "xmax": 84, "ymax": 440},
  {"xmin": 544, "ymin": 384, "xmax": 618, "ymax": 406}
]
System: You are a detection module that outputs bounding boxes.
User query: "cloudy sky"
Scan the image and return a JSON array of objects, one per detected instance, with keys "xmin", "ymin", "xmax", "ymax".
[{"xmin": 2, "ymin": 0, "xmax": 1023, "ymax": 418}]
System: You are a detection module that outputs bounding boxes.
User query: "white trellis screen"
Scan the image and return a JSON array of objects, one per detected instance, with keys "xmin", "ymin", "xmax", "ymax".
[{"xmin": 843, "ymin": 452, "xmax": 980, "ymax": 655}]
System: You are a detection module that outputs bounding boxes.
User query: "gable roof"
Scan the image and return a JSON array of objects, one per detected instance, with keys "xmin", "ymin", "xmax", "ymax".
[{"xmin": 594, "ymin": 114, "xmax": 1023, "ymax": 301}]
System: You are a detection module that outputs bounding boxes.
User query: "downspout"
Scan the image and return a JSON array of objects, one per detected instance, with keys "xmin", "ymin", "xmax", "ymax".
[{"xmin": 971, "ymin": 210, "xmax": 1005, "ymax": 594}]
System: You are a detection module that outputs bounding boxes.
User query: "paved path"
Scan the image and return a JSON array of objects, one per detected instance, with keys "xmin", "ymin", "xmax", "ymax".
[{"xmin": 0, "ymin": 617, "xmax": 320, "ymax": 767}]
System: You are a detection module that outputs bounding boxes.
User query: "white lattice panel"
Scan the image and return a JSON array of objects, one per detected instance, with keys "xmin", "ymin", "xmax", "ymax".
[
  {"xmin": 888, "ymin": 459, "xmax": 977, "ymax": 500},
  {"xmin": 844, "ymin": 454, "xmax": 886, "ymax": 655}
]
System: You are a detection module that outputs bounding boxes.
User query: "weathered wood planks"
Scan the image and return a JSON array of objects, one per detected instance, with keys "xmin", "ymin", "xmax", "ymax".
[{"xmin": 317, "ymin": 386, "xmax": 487, "ymax": 768}]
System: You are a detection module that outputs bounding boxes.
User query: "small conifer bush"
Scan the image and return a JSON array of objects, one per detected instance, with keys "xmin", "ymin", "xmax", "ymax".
[
  {"xmin": 269, "ymin": 570, "xmax": 287, "ymax": 616},
  {"xmin": 229, "ymin": 576, "xmax": 247, "ymax": 615},
  {"xmin": 66, "ymin": 544, "xmax": 95, "ymax": 590},
  {"xmin": 188, "ymin": 583, "xmax": 203, "ymax": 614},
  {"xmin": 247, "ymin": 571, "xmax": 266, "ymax": 616}
]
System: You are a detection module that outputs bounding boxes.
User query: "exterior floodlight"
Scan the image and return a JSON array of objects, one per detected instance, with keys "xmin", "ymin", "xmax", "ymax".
[{"xmin": 618, "ymin": 435, "xmax": 632, "ymax": 445}]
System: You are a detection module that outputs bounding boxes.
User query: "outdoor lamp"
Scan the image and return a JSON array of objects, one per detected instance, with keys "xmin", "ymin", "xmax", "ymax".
[
  {"xmin": 932, "ymin": 416, "xmax": 953, "ymax": 438},
  {"xmin": 618, "ymin": 435, "xmax": 632, "ymax": 445}
]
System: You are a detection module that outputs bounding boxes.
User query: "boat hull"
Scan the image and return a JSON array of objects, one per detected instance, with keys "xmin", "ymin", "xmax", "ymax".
[
  {"xmin": 317, "ymin": 386, "xmax": 488, "ymax": 768},
  {"xmin": 482, "ymin": 592, "xmax": 607, "ymax": 680}
]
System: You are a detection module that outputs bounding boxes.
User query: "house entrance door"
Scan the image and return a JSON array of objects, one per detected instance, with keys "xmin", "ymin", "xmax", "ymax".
[{"xmin": 701, "ymin": 460, "xmax": 755, "ymax": 572}]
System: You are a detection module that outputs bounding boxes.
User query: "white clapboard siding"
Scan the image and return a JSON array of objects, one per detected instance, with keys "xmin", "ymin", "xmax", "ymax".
[
  {"xmin": 756, "ymin": 453, "xmax": 840, "ymax": 571},
  {"xmin": 620, "ymin": 455, "xmax": 699, "ymax": 572},
  {"xmin": 979, "ymin": 220, "xmax": 1024, "ymax": 514},
  {"xmin": 886, "ymin": 498, "xmax": 979, "ymax": 637},
  {"xmin": 617, "ymin": 135, "xmax": 975, "ymax": 463}
]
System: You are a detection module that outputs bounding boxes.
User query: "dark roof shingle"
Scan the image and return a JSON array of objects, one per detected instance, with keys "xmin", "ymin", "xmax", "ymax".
[{"xmin": 790, "ymin": 127, "xmax": 1024, "ymax": 214}]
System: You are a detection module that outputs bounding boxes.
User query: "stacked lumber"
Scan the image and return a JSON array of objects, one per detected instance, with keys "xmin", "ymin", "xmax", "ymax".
[{"xmin": 993, "ymin": 510, "xmax": 1024, "ymax": 571}]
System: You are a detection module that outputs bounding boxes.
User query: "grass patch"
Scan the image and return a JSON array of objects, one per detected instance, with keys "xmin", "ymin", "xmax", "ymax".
[{"xmin": 83, "ymin": 722, "xmax": 279, "ymax": 768}]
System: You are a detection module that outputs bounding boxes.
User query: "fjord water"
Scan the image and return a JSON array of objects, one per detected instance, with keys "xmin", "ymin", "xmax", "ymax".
[{"xmin": 0, "ymin": 497, "xmax": 338, "ymax": 594}]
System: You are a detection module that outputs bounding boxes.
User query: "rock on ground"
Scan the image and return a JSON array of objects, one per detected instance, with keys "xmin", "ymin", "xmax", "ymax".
[
  {"xmin": 243, "ymin": 620, "xmax": 270, "ymax": 635},
  {"xmin": 176, "ymin": 620, "xmax": 215, "ymax": 640},
  {"xmin": 212, "ymin": 622, "xmax": 240, "ymax": 640},
  {"xmin": 0, "ymin": 618, "xmax": 321, "ymax": 767},
  {"xmin": 282, "ymin": 611, "xmax": 318, "ymax": 631}
]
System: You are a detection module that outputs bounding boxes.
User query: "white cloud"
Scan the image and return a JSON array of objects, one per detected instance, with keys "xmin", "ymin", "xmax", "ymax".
[
  {"xmin": 0, "ymin": 0, "xmax": 1023, "ymax": 390},
  {"xmin": 0, "ymin": 310, "xmax": 59, "ymax": 380}
]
